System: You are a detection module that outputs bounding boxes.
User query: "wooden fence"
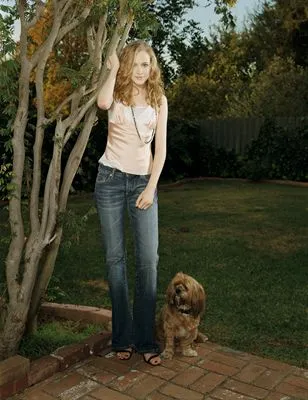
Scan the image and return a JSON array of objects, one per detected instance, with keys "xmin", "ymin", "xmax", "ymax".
[{"xmin": 200, "ymin": 117, "xmax": 308, "ymax": 154}]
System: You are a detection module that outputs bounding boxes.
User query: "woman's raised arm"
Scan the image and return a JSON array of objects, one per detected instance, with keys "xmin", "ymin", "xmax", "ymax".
[{"xmin": 97, "ymin": 52, "xmax": 120, "ymax": 110}]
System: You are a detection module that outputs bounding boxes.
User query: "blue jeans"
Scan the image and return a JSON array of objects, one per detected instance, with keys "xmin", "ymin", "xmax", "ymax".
[{"xmin": 94, "ymin": 163, "xmax": 159, "ymax": 354}]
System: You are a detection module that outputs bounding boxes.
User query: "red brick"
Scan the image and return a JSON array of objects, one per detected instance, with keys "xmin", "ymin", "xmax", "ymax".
[
  {"xmin": 0, "ymin": 355, "xmax": 30, "ymax": 386},
  {"xmin": 108, "ymin": 370, "xmax": 146, "ymax": 392},
  {"xmin": 293, "ymin": 367, "xmax": 308, "ymax": 379},
  {"xmin": 13, "ymin": 375, "xmax": 29, "ymax": 393},
  {"xmin": 218, "ymin": 347, "xmax": 251, "ymax": 360},
  {"xmin": 198, "ymin": 341, "xmax": 222, "ymax": 351},
  {"xmin": 235, "ymin": 363, "xmax": 267, "ymax": 383},
  {"xmin": 137, "ymin": 363, "xmax": 177, "ymax": 380},
  {"xmin": 175, "ymin": 354, "xmax": 202, "ymax": 365},
  {"xmin": 42, "ymin": 372, "xmax": 85, "ymax": 396},
  {"xmin": 91, "ymin": 386, "xmax": 135, "ymax": 399},
  {"xmin": 159, "ymin": 383, "xmax": 204, "ymax": 400},
  {"xmin": 0, "ymin": 380, "xmax": 14, "ymax": 400},
  {"xmin": 264, "ymin": 393, "xmax": 293, "ymax": 400},
  {"xmin": 147, "ymin": 392, "xmax": 176, "ymax": 400},
  {"xmin": 254, "ymin": 369, "xmax": 288, "ymax": 390},
  {"xmin": 55, "ymin": 378, "xmax": 99, "ymax": 399},
  {"xmin": 197, "ymin": 359, "xmax": 239, "ymax": 376},
  {"xmin": 76, "ymin": 364, "xmax": 117, "ymax": 384},
  {"xmin": 51, "ymin": 343, "xmax": 90, "ymax": 370},
  {"xmin": 275, "ymin": 382, "xmax": 308, "ymax": 399},
  {"xmin": 223, "ymin": 378, "xmax": 269, "ymax": 399},
  {"xmin": 28, "ymin": 356, "xmax": 60, "ymax": 386},
  {"xmin": 191, "ymin": 372, "xmax": 226, "ymax": 393},
  {"xmin": 284, "ymin": 375, "xmax": 308, "ymax": 390},
  {"xmin": 75, "ymin": 396, "xmax": 95, "ymax": 400},
  {"xmin": 171, "ymin": 366, "xmax": 205, "ymax": 386},
  {"xmin": 127, "ymin": 375, "xmax": 165, "ymax": 398},
  {"xmin": 89, "ymin": 354, "xmax": 134, "ymax": 376},
  {"xmin": 254, "ymin": 357, "xmax": 293, "ymax": 372},
  {"xmin": 82, "ymin": 332, "xmax": 112, "ymax": 355},
  {"xmin": 208, "ymin": 352, "xmax": 248, "ymax": 369},
  {"xmin": 211, "ymin": 387, "xmax": 256, "ymax": 399},
  {"xmin": 195, "ymin": 346, "xmax": 215, "ymax": 358},
  {"xmin": 12, "ymin": 389, "xmax": 56, "ymax": 400},
  {"xmin": 0, "ymin": 375, "xmax": 29, "ymax": 399},
  {"xmin": 160, "ymin": 358, "xmax": 191, "ymax": 373},
  {"xmin": 41, "ymin": 302, "xmax": 112, "ymax": 324}
]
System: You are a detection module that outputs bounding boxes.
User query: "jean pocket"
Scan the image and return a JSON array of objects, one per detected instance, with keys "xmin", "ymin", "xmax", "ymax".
[{"xmin": 96, "ymin": 165, "xmax": 115, "ymax": 184}]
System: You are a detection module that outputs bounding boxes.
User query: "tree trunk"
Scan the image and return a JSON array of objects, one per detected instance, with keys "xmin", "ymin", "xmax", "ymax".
[
  {"xmin": 0, "ymin": 307, "xmax": 27, "ymax": 360},
  {"xmin": 26, "ymin": 228, "xmax": 63, "ymax": 334},
  {"xmin": 0, "ymin": 286, "xmax": 37, "ymax": 360}
]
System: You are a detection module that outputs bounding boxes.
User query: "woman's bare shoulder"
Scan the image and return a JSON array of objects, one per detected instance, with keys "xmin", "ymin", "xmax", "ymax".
[{"xmin": 160, "ymin": 95, "xmax": 168, "ymax": 108}]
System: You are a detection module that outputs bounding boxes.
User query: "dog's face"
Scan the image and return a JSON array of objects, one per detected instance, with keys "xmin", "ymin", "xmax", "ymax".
[{"xmin": 166, "ymin": 272, "xmax": 206, "ymax": 317}]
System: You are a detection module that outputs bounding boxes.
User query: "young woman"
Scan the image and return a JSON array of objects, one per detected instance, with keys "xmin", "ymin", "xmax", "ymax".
[{"xmin": 95, "ymin": 40, "xmax": 168, "ymax": 366}]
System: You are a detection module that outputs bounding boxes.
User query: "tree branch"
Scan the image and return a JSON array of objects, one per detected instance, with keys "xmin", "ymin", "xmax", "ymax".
[
  {"xmin": 91, "ymin": 13, "xmax": 108, "ymax": 83},
  {"xmin": 5, "ymin": 0, "xmax": 31, "ymax": 301},
  {"xmin": 118, "ymin": 11, "xmax": 134, "ymax": 52},
  {"xmin": 63, "ymin": 93, "xmax": 97, "ymax": 145},
  {"xmin": 86, "ymin": 25, "xmax": 95, "ymax": 61},
  {"xmin": 25, "ymin": 1, "xmax": 46, "ymax": 30},
  {"xmin": 39, "ymin": 120, "xmax": 65, "ymax": 242},
  {"xmin": 59, "ymin": 106, "xmax": 97, "ymax": 211},
  {"xmin": 29, "ymin": 63, "xmax": 46, "ymax": 235},
  {"xmin": 56, "ymin": 5, "xmax": 92, "ymax": 44}
]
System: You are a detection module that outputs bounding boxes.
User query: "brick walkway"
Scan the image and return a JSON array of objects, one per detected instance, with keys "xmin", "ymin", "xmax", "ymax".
[{"xmin": 11, "ymin": 341, "xmax": 308, "ymax": 400}]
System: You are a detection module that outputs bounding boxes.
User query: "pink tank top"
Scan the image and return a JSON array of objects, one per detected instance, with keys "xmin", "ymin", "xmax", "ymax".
[{"xmin": 99, "ymin": 101, "xmax": 157, "ymax": 175}]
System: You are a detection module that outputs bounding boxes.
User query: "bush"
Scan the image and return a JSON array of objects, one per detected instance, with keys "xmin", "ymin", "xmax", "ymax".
[
  {"xmin": 243, "ymin": 119, "xmax": 308, "ymax": 181},
  {"xmin": 0, "ymin": 162, "xmax": 13, "ymax": 200},
  {"xmin": 163, "ymin": 119, "xmax": 244, "ymax": 181},
  {"xmin": 72, "ymin": 117, "xmax": 308, "ymax": 186},
  {"xmin": 162, "ymin": 119, "xmax": 200, "ymax": 180},
  {"xmin": 163, "ymin": 117, "xmax": 308, "ymax": 182}
]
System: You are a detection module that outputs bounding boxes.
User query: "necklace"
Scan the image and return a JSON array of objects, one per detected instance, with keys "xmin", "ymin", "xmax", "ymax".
[{"xmin": 130, "ymin": 106, "xmax": 156, "ymax": 144}]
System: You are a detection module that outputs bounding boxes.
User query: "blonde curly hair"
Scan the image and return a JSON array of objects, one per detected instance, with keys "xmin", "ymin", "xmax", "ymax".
[{"xmin": 114, "ymin": 40, "xmax": 165, "ymax": 110}]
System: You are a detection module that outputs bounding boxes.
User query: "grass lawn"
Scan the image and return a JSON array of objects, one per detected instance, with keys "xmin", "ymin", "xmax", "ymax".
[{"xmin": 0, "ymin": 180, "xmax": 307, "ymax": 367}]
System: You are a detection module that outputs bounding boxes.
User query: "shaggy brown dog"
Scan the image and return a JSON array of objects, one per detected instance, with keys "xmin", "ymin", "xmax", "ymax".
[{"xmin": 156, "ymin": 272, "xmax": 207, "ymax": 360}]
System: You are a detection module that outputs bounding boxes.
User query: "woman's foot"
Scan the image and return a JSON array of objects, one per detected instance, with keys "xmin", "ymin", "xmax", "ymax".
[
  {"xmin": 116, "ymin": 348, "xmax": 133, "ymax": 360},
  {"xmin": 143, "ymin": 353, "xmax": 161, "ymax": 366}
]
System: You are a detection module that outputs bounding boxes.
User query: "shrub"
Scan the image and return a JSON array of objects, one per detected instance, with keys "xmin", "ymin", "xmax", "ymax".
[
  {"xmin": 244, "ymin": 119, "xmax": 308, "ymax": 181},
  {"xmin": 0, "ymin": 162, "xmax": 13, "ymax": 200}
]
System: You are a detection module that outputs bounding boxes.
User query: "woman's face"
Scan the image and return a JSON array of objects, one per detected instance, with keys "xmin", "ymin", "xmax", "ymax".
[{"xmin": 131, "ymin": 50, "xmax": 151, "ymax": 87}]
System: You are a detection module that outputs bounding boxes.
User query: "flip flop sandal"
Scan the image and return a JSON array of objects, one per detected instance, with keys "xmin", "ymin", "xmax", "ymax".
[
  {"xmin": 143, "ymin": 353, "xmax": 161, "ymax": 366},
  {"xmin": 116, "ymin": 348, "xmax": 133, "ymax": 360}
]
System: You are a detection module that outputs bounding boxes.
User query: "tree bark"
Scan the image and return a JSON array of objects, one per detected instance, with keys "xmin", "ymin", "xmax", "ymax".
[
  {"xmin": 26, "ymin": 229, "xmax": 63, "ymax": 334},
  {"xmin": 0, "ymin": 305, "xmax": 28, "ymax": 359}
]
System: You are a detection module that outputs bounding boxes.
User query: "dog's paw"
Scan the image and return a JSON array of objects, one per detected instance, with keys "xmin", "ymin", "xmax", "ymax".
[
  {"xmin": 182, "ymin": 348, "xmax": 198, "ymax": 357},
  {"xmin": 196, "ymin": 332, "xmax": 209, "ymax": 343},
  {"xmin": 161, "ymin": 349, "xmax": 174, "ymax": 360}
]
